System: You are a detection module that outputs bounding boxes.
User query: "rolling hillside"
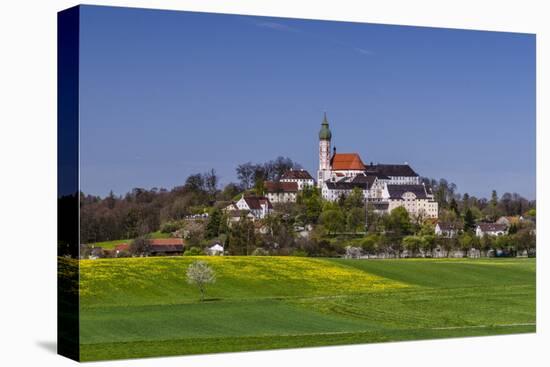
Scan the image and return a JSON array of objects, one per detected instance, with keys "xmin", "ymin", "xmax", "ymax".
[{"xmin": 70, "ymin": 257, "xmax": 536, "ymax": 361}]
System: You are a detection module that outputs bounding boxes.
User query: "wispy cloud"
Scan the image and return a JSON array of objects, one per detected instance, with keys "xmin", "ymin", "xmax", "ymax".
[
  {"xmin": 254, "ymin": 19, "xmax": 374, "ymax": 57},
  {"xmin": 256, "ymin": 21, "xmax": 300, "ymax": 33},
  {"xmin": 354, "ymin": 47, "xmax": 374, "ymax": 56}
]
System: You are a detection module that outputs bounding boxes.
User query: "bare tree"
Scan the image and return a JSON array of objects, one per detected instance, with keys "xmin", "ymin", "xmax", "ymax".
[
  {"xmin": 236, "ymin": 162, "xmax": 256, "ymax": 189},
  {"xmin": 129, "ymin": 235, "xmax": 151, "ymax": 256},
  {"xmin": 204, "ymin": 168, "xmax": 219, "ymax": 200},
  {"xmin": 186, "ymin": 261, "xmax": 216, "ymax": 301}
]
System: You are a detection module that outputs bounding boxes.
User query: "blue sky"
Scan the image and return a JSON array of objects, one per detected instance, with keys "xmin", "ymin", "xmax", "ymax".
[{"xmin": 79, "ymin": 5, "xmax": 536, "ymax": 199}]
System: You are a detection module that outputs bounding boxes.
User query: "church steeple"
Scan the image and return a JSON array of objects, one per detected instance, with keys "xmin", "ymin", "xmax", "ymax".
[
  {"xmin": 319, "ymin": 112, "xmax": 332, "ymax": 140},
  {"xmin": 317, "ymin": 113, "xmax": 332, "ymax": 187}
]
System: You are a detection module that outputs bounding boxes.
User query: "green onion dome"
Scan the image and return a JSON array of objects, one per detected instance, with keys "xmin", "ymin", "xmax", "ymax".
[{"xmin": 319, "ymin": 112, "xmax": 332, "ymax": 140}]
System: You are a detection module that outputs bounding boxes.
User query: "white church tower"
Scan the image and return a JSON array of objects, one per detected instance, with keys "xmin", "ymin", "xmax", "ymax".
[{"xmin": 317, "ymin": 112, "xmax": 332, "ymax": 188}]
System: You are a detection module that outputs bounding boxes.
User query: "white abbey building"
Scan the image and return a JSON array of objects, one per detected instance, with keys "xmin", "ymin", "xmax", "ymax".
[{"xmin": 317, "ymin": 113, "xmax": 438, "ymax": 219}]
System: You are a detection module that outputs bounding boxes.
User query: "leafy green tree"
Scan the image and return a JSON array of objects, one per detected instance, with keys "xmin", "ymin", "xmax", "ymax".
[
  {"xmin": 513, "ymin": 229, "xmax": 535, "ymax": 256},
  {"xmin": 463, "ymin": 208, "xmax": 476, "ymax": 233},
  {"xmin": 344, "ymin": 187, "xmax": 365, "ymax": 209},
  {"xmin": 319, "ymin": 209, "xmax": 346, "ymax": 234},
  {"xmin": 205, "ymin": 208, "xmax": 222, "ymax": 239},
  {"xmin": 480, "ymin": 234, "xmax": 493, "ymax": 255},
  {"xmin": 436, "ymin": 235, "xmax": 456, "ymax": 258},
  {"xmin": 218, "ymin": 213, "xmax": 230, "ymax": 235},
  {"xmin": 385, "ymin": 207, "xmax": 412, "ymax": 240},
  {"xmin": 184, "ymin": 246, "xmax": 203, "ymax": 256},
  {"xmin": 228, "ymin": 215, "xmax": 256, "ymax": 255},
  {"xmin": 296, "ymin": 186, "xmax": 323, "ymax": 225},
  {"xmin": 421, "ymin": 234, "xmax": 437, "ymax": 256},
  {"xmin": 458, "ymin": 232, "xmax": 474, "ymax": 257},
  {"xmin": 402, "ymin": 235, "xmax": 423, "ymax": 257},
  {"xmin": 346, "ymin": 207, "xmax": 365, "ymax": 233},
  {"xmin": 494, "ymin": 234, "xmax": 513, "ymax": 251},
  {"xmin": 360, "ymin": 234, "xmax": 379, "ymax": 255}
]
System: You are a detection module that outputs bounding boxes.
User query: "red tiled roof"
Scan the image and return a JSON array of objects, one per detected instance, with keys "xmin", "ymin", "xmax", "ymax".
[
  {"xmin": 149, "ymin": 238, "xmax": 184, "ymax": 246},
  {"xmin": 437, "ymin": 222, "xmax": 463, "ymax": 231},
  {"xmin": 115, "ymin": 243, "xmax": 129, "ymax": 252},
  {"xmin": 264, "ymin": 181, "xmax": 299, "ymax": 193},
  {"xmin": 243, "ymin": 196, "xmax": 273, "ymax": 210},
  {"xmin": 281, "ymin": 169, "xmax": 313, "ymax": 180},
  {"xmin": 331, "ymin": 153, "xmax": 365, "ymax": 170}
]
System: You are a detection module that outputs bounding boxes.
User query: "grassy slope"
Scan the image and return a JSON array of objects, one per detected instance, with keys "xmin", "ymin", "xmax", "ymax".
[
  {"xmin": 77, "ymin": 257, "xmax": 535, "ymax": 361},
  {"xmin": 88, "ymin": 231, "xmax": 171, "ymax": 249}
]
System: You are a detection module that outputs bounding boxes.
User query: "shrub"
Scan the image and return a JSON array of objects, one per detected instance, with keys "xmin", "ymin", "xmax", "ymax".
[
  {"xmin": 160, "ymin": 220, "xmax": 183, "ymax": 233},
  {"xmin": 184, "ymin": 246, "xmax": 203, "ymax": 256},
  {"xmin": 251, "ymin": 247, "xmax": 269, "ymax": 256},
  {"xmin": 291, "ymin": 249, "xmax": 308, "ymax": 257}
]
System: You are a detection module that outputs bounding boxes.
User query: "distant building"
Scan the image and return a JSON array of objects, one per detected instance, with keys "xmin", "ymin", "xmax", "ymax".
[
  {"xmin": 264, "ymin": 181, "xmax": 299, "ymax": 203},
  {"xmin": 385, "ymin": 184, "xmax": 438, "ymax": 219},
  {"xmin": 114, "ymin": 239, "xmax": 184, "ymax": 256},
  {"xmin": 496, "ymin": 216, "xmax": 524, "ymax": 227},
  {"xmin": 224, "ymin": 195, "xmax": 273, "ymax": 220},
  {"xmin": 321, "ymin": 174, "xmax": 374, "ymax": 201},
  {"xmin": 89, "ymin": 246, "xmax": 104, "ymax": 259},
  {"xmin": 475, "ymin": 223, "xmax": 508, "ymax": 237},
  {"xmin": 149, "ymin": 238, "xmax": 185, "ymax": 256},
  {"xmin": 224, "ymin": 205, "xmax": 257, "ymax": 224},
  {"xmin": 280, "ymin": 169, "xmax": 315, "ymax": 189},
  {"xmin": 207, "ymin": 243, "xmax": 224, "ymax": 256},
  {"xmin": 435, "ymin": 222, "xmax": 463, "ymax": 238},
  {"xmin": 315, "ymin": 113, "xmax": 437, "ymax": 218},
  {"xmin": 114, "ymin": 243, "xmax": 130, "ymax": 256}
]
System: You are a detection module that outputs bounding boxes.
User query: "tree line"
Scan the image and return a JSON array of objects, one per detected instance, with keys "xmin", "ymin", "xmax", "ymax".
[{"xmin": 76, "ymin": 159, "xmax": 536, "ymax": 258}]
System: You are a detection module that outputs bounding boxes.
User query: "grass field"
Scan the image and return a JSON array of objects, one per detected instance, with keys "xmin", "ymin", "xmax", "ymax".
[
  {"xmin": 88, "ymin": 231, "xmax": 171, "ymax": 249},
  {"xmin": 73, "ymin": 257, "xmax": 536, "ymax": 361}
]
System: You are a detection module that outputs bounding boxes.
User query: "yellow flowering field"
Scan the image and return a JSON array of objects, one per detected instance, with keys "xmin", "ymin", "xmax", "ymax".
[{"xmin": 78, "ymin": 256, "xmax": 408, "ymax": 307}]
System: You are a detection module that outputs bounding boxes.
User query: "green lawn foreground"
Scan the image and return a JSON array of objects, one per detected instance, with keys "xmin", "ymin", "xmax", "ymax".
[{"xmin": 73, "ymin": 257, "xmax": 535, "ymax": 361}]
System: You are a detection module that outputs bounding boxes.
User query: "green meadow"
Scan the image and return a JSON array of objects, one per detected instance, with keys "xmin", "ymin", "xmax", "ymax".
[{"xmin": 74, "ymin": 257, "xmax": 536, "ymax": 361}]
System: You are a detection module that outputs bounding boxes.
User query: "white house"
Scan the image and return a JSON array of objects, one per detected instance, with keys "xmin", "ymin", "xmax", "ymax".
[
  {"xmin": 280, "ymin": 169, "xmax": 315, "ymax": 190},
  {"xmin": 475, "ymin": 223, "xmax": 508, "ymax": 237},
  {"xmin": 225, "ymin": 195, "xmax": 273, "ymax": 220},
  {"xmin": 321, "ymin": 174, "xmax": 374, "ymax": 201},
  {"xmin": 435, "ymin": 222, "xmax": 463, "ymax": 238},
  {"xmin": 207, "ymin": 243, "xmax": 224, "ymax": 256},
  {"xmin": 264, "ymin": 181, "xmax": 299, "ymax": 203}
]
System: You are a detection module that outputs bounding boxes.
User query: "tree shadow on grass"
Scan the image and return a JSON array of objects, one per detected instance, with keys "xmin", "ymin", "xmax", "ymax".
[{"xmin": 201, "ymin": 298, "xmax": 222, "ymax": 302}]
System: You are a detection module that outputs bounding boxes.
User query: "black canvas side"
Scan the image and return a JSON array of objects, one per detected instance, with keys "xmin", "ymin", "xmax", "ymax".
[{"xmin": 57, "ymin": 5, "xmax": 80, "ymax": 362}]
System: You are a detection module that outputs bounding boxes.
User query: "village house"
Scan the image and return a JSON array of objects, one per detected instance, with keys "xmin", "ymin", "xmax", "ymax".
[
  {"xmin": 475, "ymin": 223, "xmax": 508, "ymax": 237},
  {"xmin": 224, "ymin": 205, "xmax": 256, "ymax": 224},
  {"xmin": 496, "ymin": 215, "xmax": 524, "ymax": 227},
  {"xmin": 321, "ymin": 174, "xmax": 374, "ymax": 201},
  {"xmin": 280, "ymin": 169, "xmax": 315, "ymax": 189},
  {"xmin": 207, "ymin": 243, "xmax": 224, "ymax": 256},
  {"xmin": 224, "ymin": 195, "xmax": 273, "ymax": 220},
  {"xmin": 149, "ymin": 238, "xmax": 185, "ymax": 256},
  {"xmin": 264, "ymin": 181, "xmax": 299, "ymax": 203},
  {"xmin": 435, "ymin": 222, "xmax": 463, "ymax": 238},
  {"xmin": 114, "ymin": 239, "xmax": 185, "ymax": 256}
]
